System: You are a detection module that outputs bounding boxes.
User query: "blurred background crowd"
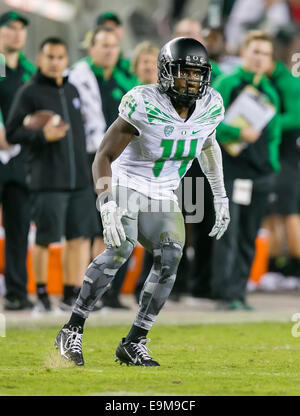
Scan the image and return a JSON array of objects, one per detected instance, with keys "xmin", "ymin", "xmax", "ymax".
[{"xmin": 0, "ymin": 0, "xmax": 300, "ymax": 313}]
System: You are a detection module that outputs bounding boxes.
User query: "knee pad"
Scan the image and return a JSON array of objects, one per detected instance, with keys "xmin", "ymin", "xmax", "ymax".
[
  {"xmin": 111, "ymin": 239, "xmax": 134, "ymax": 265},
  {"xmin": 103, "ymin": 239, "xmax": 134, "ymax": 267},
  {"xmin": 161, "ymin": 241, "xmax": 183, "ymax": 272},
  {"xmin": 86, "ymin": 239, "xmax": 134, "ymax": 280}
]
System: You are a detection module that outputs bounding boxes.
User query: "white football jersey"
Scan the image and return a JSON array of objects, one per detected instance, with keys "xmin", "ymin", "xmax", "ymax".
[{"xmin": 112, "ymin": 84, "xmax": 224, "ymax": 201}]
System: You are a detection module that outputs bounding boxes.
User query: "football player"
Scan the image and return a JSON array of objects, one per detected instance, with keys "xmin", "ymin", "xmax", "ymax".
[{"xmin": 54, "ymin": 37, "xmax": 230, "ymax": 366}]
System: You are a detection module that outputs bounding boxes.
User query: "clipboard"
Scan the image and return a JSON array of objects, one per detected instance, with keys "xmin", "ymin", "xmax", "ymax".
[{"xmin": 222, "ymin": 85, "xmax": 276, "ymax": 157}]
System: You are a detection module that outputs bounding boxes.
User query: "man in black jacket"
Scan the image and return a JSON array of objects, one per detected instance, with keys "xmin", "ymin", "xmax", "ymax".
[
  {"xmin": 0, "ymin": 11, "xmax": 36, "ymax": 311},
  {"xmin": 6, "ymin": 37, "xmax": 92, "ymax": 312}
]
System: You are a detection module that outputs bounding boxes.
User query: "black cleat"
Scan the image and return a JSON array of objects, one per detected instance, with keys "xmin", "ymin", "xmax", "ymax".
[
  {"xmin": 115, "ymin": 337, "xmax": 160, "ymax": 366},
  {"xmin": 54, "ymin": 325, "xmax": 84, "ymax": 366}
]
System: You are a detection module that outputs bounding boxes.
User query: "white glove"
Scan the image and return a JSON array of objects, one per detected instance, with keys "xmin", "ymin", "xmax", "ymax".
[
  {"xmin": 100, "ymin": 200, "xmax": 134, "ymax": 248},
  {"xmin": 209, "ymin": 196, "xmax": 230, "ymax": 240}
]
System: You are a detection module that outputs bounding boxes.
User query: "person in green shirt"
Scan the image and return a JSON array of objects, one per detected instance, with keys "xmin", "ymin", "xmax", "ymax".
[
  {"xmin": 77, "ymin": 27, "xmax": 138, "ymax": 130},
  {"xmin": 80, "ymin": 11, "xmax": 130, "ymax": 74},
  {"xmin": 264, "ymin": 60, "xmax": 300, "ymax": 278},
  {"xmin": 131, "ymin": 41, "xmax": 159, "ymax": 85},
  {"xmin": 95, "ymin": 11, "xmax": 130, "ymax": 73},
  {"xmin": 172, "ymin": 17, "xmax": 222, "ymax": 82},
  {"xmin": 211, "ymin": 30, "xmax": 281, "ymax": 310},
  {"xmin": 0, "ymin": 11, "xmax": 36, "ymax": 311},
  {"xmin": 210, "ymin": 59, "xmax": 222, "ymax": 83},
  {"xmin": 202, "ymin": 27, "xmax": 225, "ymax": 83}
]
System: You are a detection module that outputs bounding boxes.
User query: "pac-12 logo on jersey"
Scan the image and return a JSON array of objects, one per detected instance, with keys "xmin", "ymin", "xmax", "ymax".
[{"xmin": 164, "ymin": 126, "xmax": 174, "ymax": 137}]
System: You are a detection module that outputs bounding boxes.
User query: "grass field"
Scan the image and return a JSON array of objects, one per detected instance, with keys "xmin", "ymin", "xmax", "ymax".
[{"xmin": 0, "ymin": 322, "xmax": 300, "ymax": 396}]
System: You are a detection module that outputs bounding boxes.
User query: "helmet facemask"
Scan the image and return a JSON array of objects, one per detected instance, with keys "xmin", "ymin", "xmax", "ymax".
[{"xmin": 158, "ymin": 58, "xmax": 212, "ymax": 107}]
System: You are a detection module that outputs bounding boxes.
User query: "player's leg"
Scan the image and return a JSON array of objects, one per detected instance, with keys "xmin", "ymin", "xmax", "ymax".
[
  {"xmin": 72, "ymin": 187, "xmax": 138, "ymax": 317},
  {"xmin": 115, "ymin": 196, "xmax": 185, "ymax": 366},
  {"xmin": 134, "ymin": 205, "xmax": 185, "ymax": 332},
  {"xmin": 73, "ymin": 239, "xmax": 135, "ymax": 316},
  {"xmin": 55, "ymin": 187, "xmax": 138, "ymax": 365}
]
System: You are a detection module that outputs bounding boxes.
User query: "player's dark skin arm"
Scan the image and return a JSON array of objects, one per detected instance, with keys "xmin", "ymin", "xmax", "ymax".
[{"xmin": 92, "ymin": 116, "xmax": 138, "ymax": 196}]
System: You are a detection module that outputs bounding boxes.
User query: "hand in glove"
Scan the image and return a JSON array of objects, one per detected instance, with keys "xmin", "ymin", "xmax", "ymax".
[
  {"xmin": 100, "ymin": 200, "xmax": 134, "ymax": 247},
  {"xmin": 209, "ymin": 196, "xmax": 230, "ymax": 240}
]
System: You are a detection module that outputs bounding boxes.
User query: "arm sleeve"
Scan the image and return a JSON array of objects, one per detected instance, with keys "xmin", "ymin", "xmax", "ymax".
[
  {"xmin": 5, "ymin": 86, "xmax": 47, "ymax": 148},
  {"xmin": 198, "ymin": 131, "xmax": 227, "ymax": 198}
]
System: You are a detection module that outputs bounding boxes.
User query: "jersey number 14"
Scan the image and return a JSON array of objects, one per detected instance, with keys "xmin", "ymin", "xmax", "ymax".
[{"xmin": 153, "ymin": 138, "xmax": 198, "ymax": 178}]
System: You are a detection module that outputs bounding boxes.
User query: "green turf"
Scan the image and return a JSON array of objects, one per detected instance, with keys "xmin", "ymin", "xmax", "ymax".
[{"xmin": 0, "ymin": 322, "xmax": 300, "ymax": 396}]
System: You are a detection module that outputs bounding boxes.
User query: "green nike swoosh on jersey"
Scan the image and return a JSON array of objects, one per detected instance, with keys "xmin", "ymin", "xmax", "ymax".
[{"xmin": 192, "ymin": 129, "xmax": 202, "ymax": 134}]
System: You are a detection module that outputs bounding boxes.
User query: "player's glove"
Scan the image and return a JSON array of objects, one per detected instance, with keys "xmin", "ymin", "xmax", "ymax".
[
  {"xmin": 100, "ymin": 200, "xmax": 133, "ymax": 248},
  {"xmin": 209, "ymin": 196, "xmax": 230, "ymax": 240}
]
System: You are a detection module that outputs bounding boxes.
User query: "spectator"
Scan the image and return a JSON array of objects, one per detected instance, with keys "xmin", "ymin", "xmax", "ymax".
[
  {"xmin": 211, "ymin": 30, "xmax": 281, "ymax": 310},
  {"xmin": 225, "ymin": 0, "xmax": 291, "ymax": 54},
  {"xmin": 6, "ymin": 37, "xmax": 92, "ymax": 312},
  {"xmin": 173, "ymin": 17, "xmax": 223, "ymax": 82},
  {"xmin": 0, "ymin": 11, "xmax": 36, "ymax": 311},
  {"xmin": 173, "ymin": 17, "xmax": 203, "ymax": 40},
  {"xmin": 263, "ymin": 57, "xmax": 300, "ymax": 278},
  {"xmin": 80, "ymin": 11, "xmax": 130, "ymax": 72},
  {"xmin": 69, "ymin": 27, "xmax": 138, "ymax": 309},
  {"xmin": 202, "ymin": 27, "xmax": 240, "ymax": 77},
  {"xmin": 96, "ymin": 12, "xmax": 125, "ymax": 42},
  {"xmin": 131, "ymin": 41, "xmax": 159, "ymax": 85},
  {"xmin": 202, "ymin": 27, "xmax": 225, "ymax": 64}
]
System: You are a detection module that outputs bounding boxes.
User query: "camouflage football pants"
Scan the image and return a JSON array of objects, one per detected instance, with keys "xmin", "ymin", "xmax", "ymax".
[{"xmin": 73, "ymin": 186, "xmax": 185, "ymax": 330}]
